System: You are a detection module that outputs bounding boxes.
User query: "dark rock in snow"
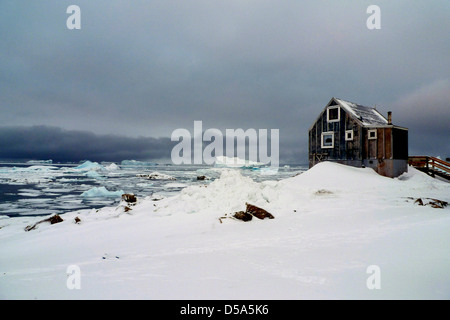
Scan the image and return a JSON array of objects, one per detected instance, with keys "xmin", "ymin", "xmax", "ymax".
[
  {"xmin": 429, "ymin": 198, "xmax": 448, "ymax": 209},
  {"xmin": 25, "ymin": 214, "xmax": 63, "ymax": 232},
  {"xmin": 49, "ymin": 214, "xmax": 63, "ymax": 224},
  {"xmin": 122, "ymin": 193, "xmax": 137, "ymax": 203},
  {"xmin": 233, "ymin": 211, "xmax": 253, "ymax": 222},
  {"xmin": 245, "ymin": 203, "xmax": 275, "ymax": 220},
  {"xmin": 413, "ymin": 197, "xmax": 447, "ymax": 209}
]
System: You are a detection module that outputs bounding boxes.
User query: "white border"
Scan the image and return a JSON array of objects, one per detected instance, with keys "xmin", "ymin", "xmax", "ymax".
[
  {"xmin": 321, "ymin": 131, "xmax": 334, "ymax": 148},
  {"xmin": 368, "ymin": 129, "xmax": 377, "ymax": 140},
  {"xmin": 345, "ymin": 130, "xmax": 353, "ymax": 141},
  {"xmin": 326, "ymin": 106, "xmax": 340, "ymax": 122}
]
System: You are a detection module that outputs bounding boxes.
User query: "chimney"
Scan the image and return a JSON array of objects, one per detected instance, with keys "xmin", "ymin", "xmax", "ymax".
[{"xmin": 387, "ymin": 111, "xmax": 392, "ymax": 125}]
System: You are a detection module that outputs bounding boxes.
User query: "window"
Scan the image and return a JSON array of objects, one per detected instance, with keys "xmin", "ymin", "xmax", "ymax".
[
  {"xmin": 327, "ymin": 106, "xmax": 340, "ymax": 122},
  {"xmin": 321, "ymin": 132, "xmax": 334, "ymax": 148},
  {"xmin": 345, "ymin": 130, "xmax": 354, "ymax": 141},
  {"xmin": 368, "ymin": 129, "xmax": 377, "ymax": 140}
]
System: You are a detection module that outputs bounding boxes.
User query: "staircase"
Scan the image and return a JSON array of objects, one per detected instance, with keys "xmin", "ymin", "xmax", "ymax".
[{"xmin": 408, "ymin": 156, "xmax": 450, "ymax": 181}]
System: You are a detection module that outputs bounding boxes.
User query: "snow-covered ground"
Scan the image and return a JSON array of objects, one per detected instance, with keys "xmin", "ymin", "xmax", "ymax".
[{"xmin": 0, "ymin": 162, "xmax": 449, "ymax": 299}]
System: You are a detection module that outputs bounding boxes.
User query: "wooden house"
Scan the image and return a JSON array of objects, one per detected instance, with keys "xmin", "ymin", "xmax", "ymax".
[{"xmin": 308, "ymin": 97, "xmax": 408, "ymax": 178}]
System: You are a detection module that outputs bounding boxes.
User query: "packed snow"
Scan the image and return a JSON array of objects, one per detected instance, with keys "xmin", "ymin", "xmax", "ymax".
[{"xmin": 0, "ymin": 162, "xmax": 449, "ymax": 299}]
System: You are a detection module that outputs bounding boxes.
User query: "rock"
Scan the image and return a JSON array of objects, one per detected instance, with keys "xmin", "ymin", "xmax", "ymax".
[
  {"xmin": 197, "ymin": 175, "xmax": 206, "ymax": 180},
  {"xmin": 122, "ymin": 193, "xmax": 137, "ymax": 203},
  {"xmin": 25, "ymin": 214, "xmax": 64, "ymax": 232},
  {"xmin": 49, "ymin": 214, "xmax": 63, "ymax": 224},
  {"xmin": 233, "ymin": 211, "xmax": 253, "ymax": 222},
  {"xmin": 429, "ymin": 198, "xmax": 448, "ymax": 209},
  {"xmin": 315, "ymin": 189, "xmax": 333, "ymax": 195},
  {"xmin": 74, "ymin": 216, "xmax": 81, "ymax": 224},
  {"xmin": 226, "ymin": 203, "xmax": 275, "ymax": 223},
  {"xmin": 245, "ymin": 203, "xmax": 274, "ymax": 220},
  {"xmin": 413, "ymin": 197, "xmax": 448, "ymax": 209}
]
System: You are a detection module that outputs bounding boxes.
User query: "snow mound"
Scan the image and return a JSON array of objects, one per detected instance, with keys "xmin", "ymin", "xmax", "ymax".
[
  {"xmin": 152, "ymin": 162, "xmax": 449, "ymax": 219},
  {"xmin": 154, "ymin": 169, "xmax": 273, "ymax": 216},
  {"xmin": 284, "ymin": 161, "xmax": 385, "ymax": 190},
  {"xmin": 81, "ymin": 186, "xmax": 124, "ymax": 198}
]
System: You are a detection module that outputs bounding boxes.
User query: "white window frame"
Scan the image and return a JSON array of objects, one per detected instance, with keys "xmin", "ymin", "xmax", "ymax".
[
  {"xmin": 345, "ymin": 130, "xmax": 354, "ymax": 141},
  {"xmin": 368, "ymin": 129, "xmax": 377, "ymax": 140},
  {"xmin": 326, "ymin": 106, "xmax": 340, "ymax": 122},
  {"xmin": 321, "ymin": 132, "xmax": 334, "ymax": 149}
]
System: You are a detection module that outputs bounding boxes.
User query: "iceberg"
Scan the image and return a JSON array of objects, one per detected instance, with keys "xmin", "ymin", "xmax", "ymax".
[
  {"xmin": 81, "ymin": 186, "xmax": 124, "ymax": 198},
  {"xmin": 85, "ymin": 170, "xmax": 105, "ymax": 180},
  {"xmin": 105, "ymin": 163, "xmax": 120, "ymax": 171},
  {"xmin": 75, "ymin": 161, "xmax": 106, "ymax": 171},
  {"xmin": 214, "ymin": 156, "xmax": 263, "ymax": 168}
]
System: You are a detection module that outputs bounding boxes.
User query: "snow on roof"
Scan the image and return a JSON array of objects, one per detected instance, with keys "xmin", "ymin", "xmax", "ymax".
[{"xmin": 334, "ymin": 98, "xmax": 388, "ymax": 126}]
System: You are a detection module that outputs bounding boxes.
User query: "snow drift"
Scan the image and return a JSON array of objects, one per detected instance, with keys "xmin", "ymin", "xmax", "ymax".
[{"xmin": 0, "ymin": 162, "xmax": 448, "ymax": 299}]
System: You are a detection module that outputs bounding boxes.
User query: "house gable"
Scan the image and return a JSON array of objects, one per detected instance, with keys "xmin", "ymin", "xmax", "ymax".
[{"xmin": 308, "ymin": 97, "xmax": 409, "ymax": 178}]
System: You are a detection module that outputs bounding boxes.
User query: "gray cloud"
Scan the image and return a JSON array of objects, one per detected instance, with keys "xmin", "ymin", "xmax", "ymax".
[
  {"xmin": 0, "ymin": 126, "xmax": 173, "ymax": 163},
  {"xmin": 0, "ymin": 0, "xmax": 448, "ymax": 162},
  {"xmin": 390, "ymin": 79, "xmax": 450, "ymax": 157}
]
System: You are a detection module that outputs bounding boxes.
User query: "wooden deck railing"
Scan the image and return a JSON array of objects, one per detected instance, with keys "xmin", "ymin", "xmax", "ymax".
[{"xmin": 409, "ymin": 156, "xmax": 450, "ymax": 180}]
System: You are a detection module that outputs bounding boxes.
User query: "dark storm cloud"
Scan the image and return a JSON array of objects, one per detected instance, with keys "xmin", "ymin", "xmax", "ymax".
[
  {"xmin": 0, "ymin": 0, "xmax": 449, "ymax": 162},
  {"xmin": 0, "ymin": 125, "xmax": 301, "ymax": 165},
  {"xmin": 390, "ymin": 79, "xmax": 450, "ymax": 158},
  {"xmin": 0, "ymin": 126, "xmax": 173, "ymax": 163}
]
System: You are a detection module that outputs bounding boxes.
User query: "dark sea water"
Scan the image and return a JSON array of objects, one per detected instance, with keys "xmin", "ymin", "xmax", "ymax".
[{"xmin": 0, "ymin": 161, "xmax": 307, "ymax": 218}]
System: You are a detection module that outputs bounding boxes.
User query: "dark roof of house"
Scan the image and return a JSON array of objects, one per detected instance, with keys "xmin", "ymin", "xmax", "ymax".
[{"xmin": 333, "ymin": 98, "xmax": 388, "ymax": 126}]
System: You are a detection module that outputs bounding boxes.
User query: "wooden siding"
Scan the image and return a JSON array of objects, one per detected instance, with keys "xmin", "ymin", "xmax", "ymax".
[
  {"xmin": 385, "ymin": 128, "xmax": 392, "ymax": 159},
  {"xmin": 308, "ymin": 99, "xmax": 408, "ymax": 177},
  {"xmin": 309, "ymin": 106, "xmax": 364, "ymax": 166}
]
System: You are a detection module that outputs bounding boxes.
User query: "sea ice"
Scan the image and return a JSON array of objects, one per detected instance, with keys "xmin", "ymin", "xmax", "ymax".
[
  {"xmin": 81, "ymin": 186, "xmax": 124, "ymax": 198},
  {"xmin": 85, "ymin": 170, "xmax": 105, "ymax": 180},
  {"xmin": 105, "ymin": 163, "xmax": 120, "ymax": 171},
  {"xmin": 74, "ymin": 161, "xmax": 106, "ymax": 171}
]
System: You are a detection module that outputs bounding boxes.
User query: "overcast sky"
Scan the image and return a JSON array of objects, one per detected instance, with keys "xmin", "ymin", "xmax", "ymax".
[{"xmin": 0, "ymin": 0, "xmax": 449, "ymax": 163}]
